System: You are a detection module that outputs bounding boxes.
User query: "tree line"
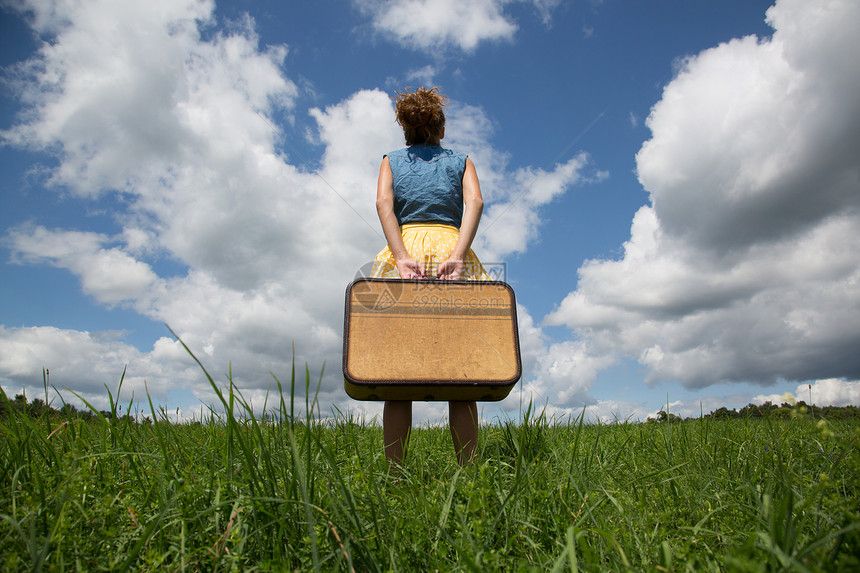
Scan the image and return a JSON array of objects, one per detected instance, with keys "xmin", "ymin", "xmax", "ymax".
[
  {"xmin": 649, "ymin": 400, "xmax": 860, "ymax": 423},
  {"xmin": 0, "ymin": 392, "xmax": 145, "ymax": 423},
  {"xmin": 4, "ymin": 390, "xmax": 860, "ymax": 424}
]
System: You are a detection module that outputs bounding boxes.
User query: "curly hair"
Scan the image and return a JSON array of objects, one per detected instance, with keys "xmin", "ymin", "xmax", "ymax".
[{"xmin": 394, "ymin": 87, "xmax": 448, "ymax": 146}]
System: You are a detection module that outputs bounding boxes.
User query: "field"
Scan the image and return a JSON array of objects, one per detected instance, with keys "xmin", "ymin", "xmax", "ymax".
[{"xmin": 2, "ymin": 364, "xmax": 859, "ymax": 572}]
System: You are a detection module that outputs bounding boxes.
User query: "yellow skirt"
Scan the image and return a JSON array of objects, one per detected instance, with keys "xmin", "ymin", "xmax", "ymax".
[{"xmin": 371, "ymin": 223, "xmax": 490, "ymax": 280}]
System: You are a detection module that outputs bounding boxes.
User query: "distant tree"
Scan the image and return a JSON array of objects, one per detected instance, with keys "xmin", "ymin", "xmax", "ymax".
[
  {"xmin": 739, "ymin": 403, "xmax": 762, "ymax": 418},
  {"xmin": 27, "ymin": 398, "xmax": 48, "ymax": 418},
  {"xmin": 699, "ymin": 401, "xmax": 860, "ymax": 421},
  {"xmin": 13, "ymin": 394, "xmax": 27, "ymax": 413},
  {"xmin": 60, "ymin": 403, "xmax": 79, "ymax": 418},
  {"xmin": 655, "ymin": 410, "xmax": 681, "ymax": 423},
  {"xmin": 770, "ymin": 407, "xmax": 791, "ymax": 419},
  {"xmin": 712, "ymin": 407, "xmax": 737, "ymax": 419}
]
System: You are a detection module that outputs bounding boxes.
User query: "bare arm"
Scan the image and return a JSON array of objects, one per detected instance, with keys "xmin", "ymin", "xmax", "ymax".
[
  {"xmin": 376, "ymin": 157, "xmax": 425, "ymax": 278},
  {"xmin": 437, "ymin": 157, "xmax": 484, "ymax": 280}
]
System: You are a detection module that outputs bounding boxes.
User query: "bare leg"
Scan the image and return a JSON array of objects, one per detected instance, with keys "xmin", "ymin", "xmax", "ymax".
[
  {"xmin": 383, "ymin": 401, "xmax": 412, "ymax": 466},
  {"xmin": 449, "ymin": 401, "xmax": 478, "ymax": 466}
]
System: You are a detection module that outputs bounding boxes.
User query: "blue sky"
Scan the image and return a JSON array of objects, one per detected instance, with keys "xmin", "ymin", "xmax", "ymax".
[{"xmin": 2, "ymin": 0, "xmax": 859, "ymax": 424}]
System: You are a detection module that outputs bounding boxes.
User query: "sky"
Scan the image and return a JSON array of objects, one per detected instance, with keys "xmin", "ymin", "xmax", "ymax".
[{"xmin": 1, "ymin": 0, "xmax": 859, "ymax": 425}]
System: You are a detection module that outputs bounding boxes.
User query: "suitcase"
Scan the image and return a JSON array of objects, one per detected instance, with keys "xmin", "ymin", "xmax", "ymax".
[{"xmin": 343, "ymin": 278, "xmax": 521, "ymax": 401}]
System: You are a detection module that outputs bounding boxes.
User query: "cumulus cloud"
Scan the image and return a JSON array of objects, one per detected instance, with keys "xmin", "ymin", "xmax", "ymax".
[
  {"xmin": 2, "ymin": 0, "xmax": 294, "ymax": 197},
  {"xmin": 0, "ymin": 325, "xmax": 194, "ymax": 411},
  {"xmin": 531, "ymin": 0, "xmax": 563, "ymax": 26},
  {"xmin": 405, "ymin": 65, "xmax": 439, "ymax": 86},
  {"xmin": 354, "ymin": 0, "xmax": 563, "ymax": 52},
  {"xmin": 0, "ymin": 0, "xmax": 366, "ymax": 412},
  {"xmin": 9, "ymin": 226, "xmax": 159, "ymax": 306},
  {"xmin": 1, "ymin": 0, "xmax": 594, "ymax": 420},
  {"xmin": 546, "ymin": 0, "xmax": 860, "ymax": 400},
  {"xmin": 355, "ymin": 0, "xmax": 516, "ymax": 52}
]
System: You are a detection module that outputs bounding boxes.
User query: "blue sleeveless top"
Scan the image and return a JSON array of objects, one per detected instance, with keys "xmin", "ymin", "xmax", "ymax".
[{"xmin": 385, "ymin": 145, "xmax": 467, "ymax": 227}]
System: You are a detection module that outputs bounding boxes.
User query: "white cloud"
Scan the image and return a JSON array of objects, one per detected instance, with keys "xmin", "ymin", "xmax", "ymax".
[
  {"xmin": 495, "ymin": 305, "xmax": 617, "ymax": 413},
  {"xmin": 9, "ymin": 226, "xmax": 159, "ymax": 306},
  {"xmin": 531, "ymin": 0, "xmax": 563, "ymax": 26},
  {"xmin": 405, "ymin": 65, "xmax": 439, "ymax": 86},
  {"xmin": 510, "ymin": 339, "xmax": 615, "ymax": 408},
  {"xmin": 637, "ymin": 1, "xmax": 860, "ymax": 252},
  {"xmin": 1, "ymin": 0, "xmax": 595, "ymax": 421},
  {"xmin": 2, "ymin": 0, "xmax": 295, "ymax": 197},
  {"xmin": 476, "ymin": 154, "xmax": 597, "ymax": 261},
  {"xmin": 545, "ymin": 0, "xmax": 860, "ymax": 398},
  {"xmin": 0, "ymin": 325, "xmax": 193, "ymax": 411},
  {"xmin": 0, "ymin": 0, "xmax": 357, "ymax": 414},
  {"xmin": 355, "ymin": 0, "xmax": 517, "ymax": 52},
  {"xmin": 355, "ymin": 0, "xmax": 564, "ymax": 52}
]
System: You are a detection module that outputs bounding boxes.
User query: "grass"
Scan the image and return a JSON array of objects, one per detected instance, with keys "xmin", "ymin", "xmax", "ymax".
[{"xmin": 1, "ymin": 357, "xmax": 859, "ymax": 571}]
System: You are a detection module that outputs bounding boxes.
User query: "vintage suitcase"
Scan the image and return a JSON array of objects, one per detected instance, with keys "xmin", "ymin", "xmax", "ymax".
[{"xmin": 343, "ymin": 278, "xmax": 521, "ymax": 401}]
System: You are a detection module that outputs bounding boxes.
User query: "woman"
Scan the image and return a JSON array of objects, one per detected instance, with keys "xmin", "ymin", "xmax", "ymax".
[{"xmin": 371, "ymin": 87, "xmax": 490, "ymax": 466}]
